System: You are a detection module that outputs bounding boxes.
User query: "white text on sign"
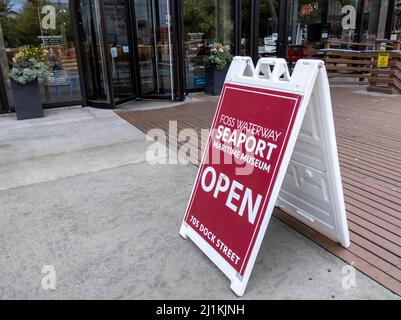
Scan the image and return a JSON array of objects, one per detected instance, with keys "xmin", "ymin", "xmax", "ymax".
[{"xmin": 201, "ymin": 166, "xmax": 263, "ymax": 225}]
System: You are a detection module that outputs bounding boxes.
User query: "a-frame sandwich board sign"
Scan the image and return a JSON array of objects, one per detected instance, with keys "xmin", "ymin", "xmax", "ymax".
[{"xmin": 179, "ymin": 57, "xmax": 350, "ymax": 297}]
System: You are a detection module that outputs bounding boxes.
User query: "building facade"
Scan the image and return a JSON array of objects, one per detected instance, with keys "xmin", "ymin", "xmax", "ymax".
[{"xmin": 0, "ymin": 0, "xmax": 400, "ymax": 112}]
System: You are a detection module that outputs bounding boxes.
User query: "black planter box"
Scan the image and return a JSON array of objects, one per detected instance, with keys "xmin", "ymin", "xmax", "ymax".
[
  {"xmin": 205, "ymin": 65, "xmax": 229, "ymax": 96},
  {"xmin": 11, "ymin": 79, "xmax": 44, "ymax": 120}
]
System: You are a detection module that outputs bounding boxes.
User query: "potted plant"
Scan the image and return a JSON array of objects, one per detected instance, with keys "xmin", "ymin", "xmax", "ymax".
[
  {"xmin": 9, "ymin": 46, "xmax": 47, "ymax": 120},
  {"xmin": 204, "ymin": 43, "xmax": 232, "ymax": 96}
]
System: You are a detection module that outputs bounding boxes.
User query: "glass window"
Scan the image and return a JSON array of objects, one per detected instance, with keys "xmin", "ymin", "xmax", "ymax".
[
  {"xmin": 328, "ymin": 0, "xmax": 389, "ymax": 43},
  {"xmin": 258, "ymin": 0, "xmax": 279, "ymax": 58},
  {"xmin": 286, "ymin": 0, "xmax": 391, "ymax": 61},
  {"xmin": 393, "ymin": 1, "xmax": 401, "ymax": 34},
  {"xmin": 287, "ymin": 0, "xmax": 326, "ymax": 61},
  {"xmin": 361, "ymin": 0, "xmax": 389, "ymax": 41},
  {"xmin": 0, "ymin": 0, "xmax": 81, "ymax": 106},
  {"xmin": 240, "ymin": 0, "xmax": 251, "ymax": 56},
  {"xmin": 183, "ymin": 0, "xmax": 234, "ymax": 91},
  {"xmin": 327, "ymin": 0, "xmax": 360, "ymax": 42}
]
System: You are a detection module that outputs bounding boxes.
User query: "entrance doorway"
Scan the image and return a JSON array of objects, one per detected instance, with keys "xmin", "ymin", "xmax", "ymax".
[{"xmin": 71, "ymin": 0, "xmax": 181, "ymax": 108}]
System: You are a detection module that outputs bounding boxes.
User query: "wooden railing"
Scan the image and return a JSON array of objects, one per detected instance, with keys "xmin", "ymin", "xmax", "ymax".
[
  {"xmin": 368, "ymin": 42, "xmax": 401, "ymax": 94},
  {"xmin": 321, "ymin": 40, "xmax": 375, "ymax": 81},
  {"xmin": 321, "ymin": 40, "xmax": 401, "ymax": 93}
]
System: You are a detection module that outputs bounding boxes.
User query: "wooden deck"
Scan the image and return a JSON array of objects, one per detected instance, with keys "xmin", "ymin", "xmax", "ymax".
[{"xmin": 116, "ymin": 87, "xmax": 401, "ymax": 296}]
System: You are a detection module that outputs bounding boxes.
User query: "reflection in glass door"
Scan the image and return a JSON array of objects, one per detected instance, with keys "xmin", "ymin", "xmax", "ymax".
[
  {"xmin": 258, "ymin": 0, "xmax": 279, "ymax": 57},
  {"xmin": 77, "ymin": 0, "xmax": 111, "ymax": 103},
  {"xmin": 104, "ymin": 0, "xmax": 135, "ymax": 100},
  {"xmin": 74, "ymin": 0, "xmax": 176, "ymax": 107},
  {"xmin": 134, "ymin": 0, "xmax": 174, "ymax": 99},
  {"xmin": 239, "ymin": 0, "xmax": 252, "ymax": 56}
]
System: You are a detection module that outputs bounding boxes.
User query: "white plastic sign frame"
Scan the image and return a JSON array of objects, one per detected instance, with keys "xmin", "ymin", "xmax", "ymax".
[{"xmin": 180, "ymin": 57, "xmax": 350, "ymax": 297}]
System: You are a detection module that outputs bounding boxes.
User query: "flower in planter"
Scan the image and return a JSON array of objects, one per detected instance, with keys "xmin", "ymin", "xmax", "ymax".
[
  {"xmin": 204, "ymin": 43, "xmax": 233, "ymax": 70},
  {"xmin": 10, "ymin": 46, "xmax": 48, "ymax": 85}
]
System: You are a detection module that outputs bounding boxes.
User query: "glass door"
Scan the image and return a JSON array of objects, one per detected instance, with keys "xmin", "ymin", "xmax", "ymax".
[
  {"xmin": 75, "ymin": 0, "xmax": 135, "ymax": 106},
  {"xmin": 258, "ymin": 0, "xmax": 279, "ymax": 58},
  {"xmin": 104, "ymin": 0, "xmax": 136, "ymax": 101},
  {"xmin": 241, "ymin": 0, "xmax": 252, "ymax": 56},
  {"xmin": 73, "ymin": 0, "xmax": 177, "ymax": 107},
  {"xmin": 133, "ymin": 0, "xmax": 174, "ymax": 99},
  {"xmin": 75, "ymin": 0, "xmax": 112, "ymax": 105}
]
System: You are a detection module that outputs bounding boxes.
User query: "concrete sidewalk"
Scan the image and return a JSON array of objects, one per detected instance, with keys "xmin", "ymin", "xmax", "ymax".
[{"xmin": 0, "ymin": 106, "xmax": 399, "ymax": 299}]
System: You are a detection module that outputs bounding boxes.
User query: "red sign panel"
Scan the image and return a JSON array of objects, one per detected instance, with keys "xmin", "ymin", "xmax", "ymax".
[{"xmin": 184, "ymin": 83, "xmax": 303, "ymax": 275}]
